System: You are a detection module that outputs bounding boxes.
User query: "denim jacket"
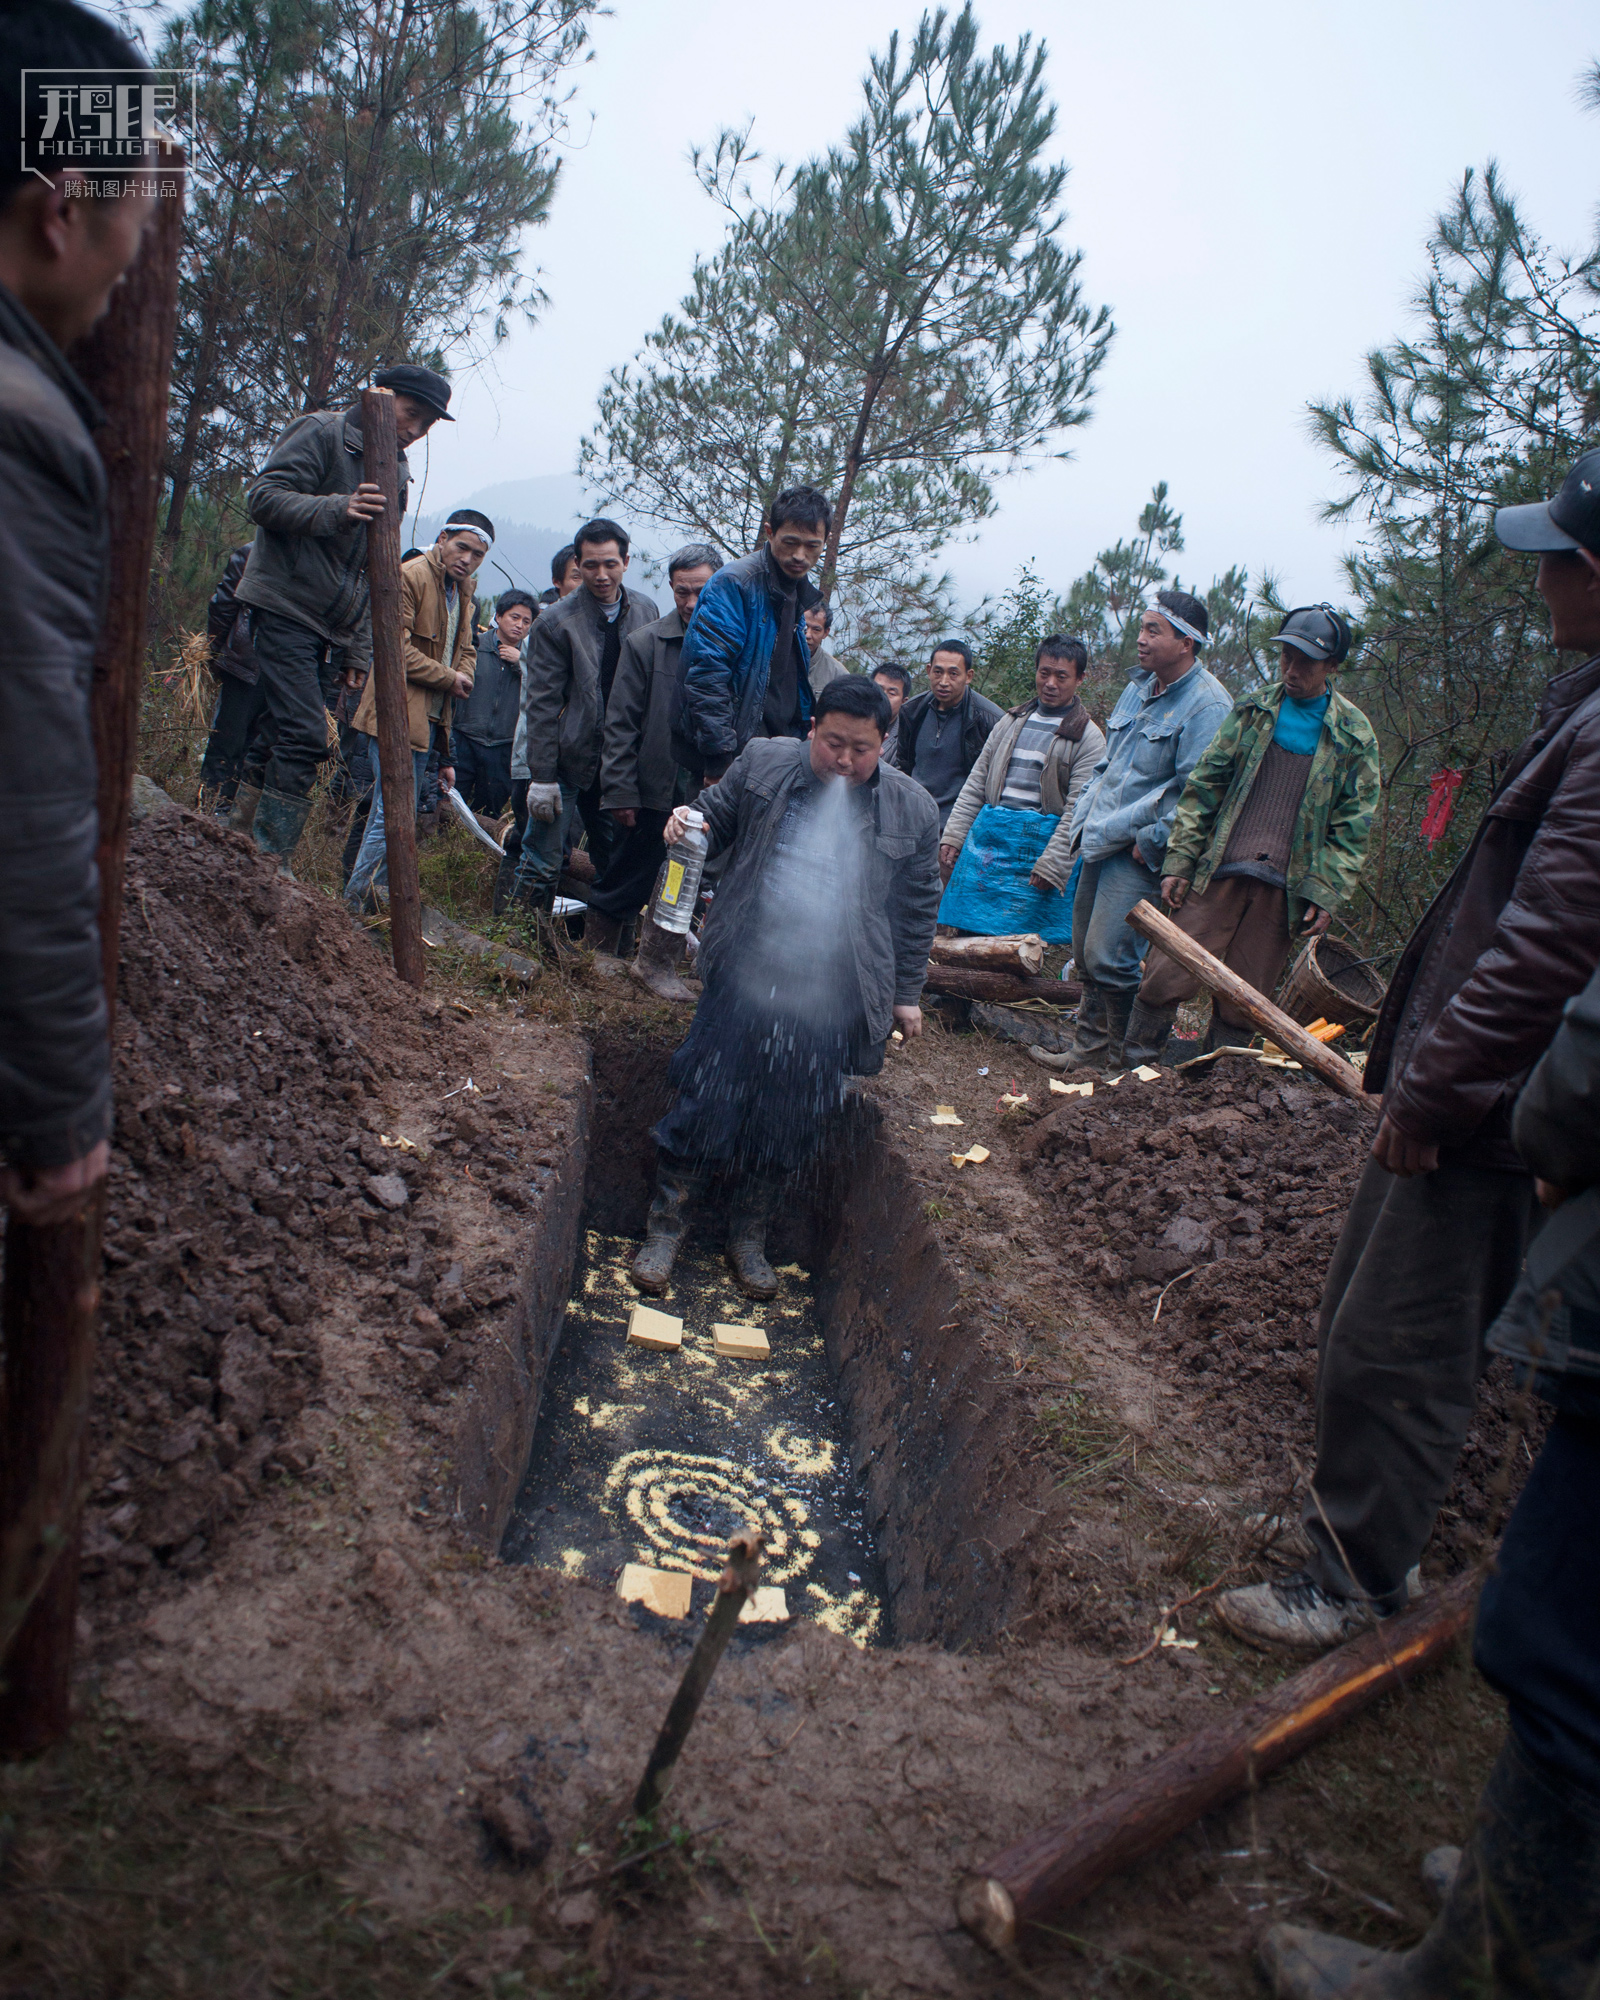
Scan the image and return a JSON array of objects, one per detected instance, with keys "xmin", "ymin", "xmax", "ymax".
[{"xmin": 1068, "ymin": 663, "xmax": 1233, "ymax": 867}]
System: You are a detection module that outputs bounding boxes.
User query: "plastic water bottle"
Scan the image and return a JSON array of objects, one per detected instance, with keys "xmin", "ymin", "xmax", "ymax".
[{"xmin": 650, "ymin": 808, "xmax": 708, "ymax": 935}]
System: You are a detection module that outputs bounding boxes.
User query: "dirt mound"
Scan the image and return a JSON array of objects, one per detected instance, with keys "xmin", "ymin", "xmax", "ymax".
[
  {"xmin": 84, "ymin": 807, "xmax": 568, "ymax": 1596},
  {"xmin": 1016, "ymin": 1055, "xmax": 1542, "ymax": 1565}
]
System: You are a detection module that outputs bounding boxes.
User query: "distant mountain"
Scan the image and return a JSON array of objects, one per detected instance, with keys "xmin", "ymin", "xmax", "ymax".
[{"xmin": 408, "ymin": 473, "xmax": 671, "ymax": 595}]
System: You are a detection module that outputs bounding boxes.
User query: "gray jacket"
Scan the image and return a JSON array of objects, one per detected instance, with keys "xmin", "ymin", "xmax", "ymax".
[
  {"xmin": 940, "ymin": 696, "xmax": 1108, "ymax": 890},
  {"xmin": 600, "ymin": 607, "xmax": 687, "ymax": 814},
  {"xmin": 0, "ymin": 282, "xmax": 112, "ymax": 1170},
  {"xmin": 809, "ymin": 644, "xmax": 847, "ymax": 700},
  {"xmin": 235, "ymin": 405, "xmax": 411, "ymax": 676},
  {"xmin": 521, "ymin": 583, "xmax": 659, "ymax": 790},
  {"xmin": 696, "ymin": 739, "xmax": 942, "ymax": 1043},
  {"xmin": 1486, "ymin": 957, "xmax": 1600, "ymax": 1416},
  {"xmin": 457, "ymin": 626, "xmax": 523, "ymax": 746}
]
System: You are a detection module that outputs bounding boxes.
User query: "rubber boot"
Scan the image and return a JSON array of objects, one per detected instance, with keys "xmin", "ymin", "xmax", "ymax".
[
  {"xmin": 227, "ymin": 780, "xmax": 263, "ymax": 836},
  {"xmin": 629, "ymin": 918, "xmax": 696, "ymax": 1003},
  {"xmin": 584, "ymin": 908, "xmax": 626, "ymax": 958},
  {"xmin": 1028, "ymin": 979, "xmax": 1108, "ymax": 1073},
  {"xmin": 726, "ymin": 1173, "xmax": 782, "ymax": 1300},
  {"xmin": 1101, "ymin": 986, "xmax": 1136, "ymax": 1072},
  {"xmin": 1123, "ymin": 997, "xmax": 1178, "ymax": 1069},
  {"xmin": 1260, "ymin": 1734, "xmax": 1600, "ymax": 1999},
  {"xmin": 492, "ymin": 852, "xmax": 516, "ymax": 917},
  {"xmin": 629, "ymin": 1154, "xmax": 706, "ymax": 1295},
  {"xmin": 250, "ymin": 787, "xmax": 312, "ymax": 878}
]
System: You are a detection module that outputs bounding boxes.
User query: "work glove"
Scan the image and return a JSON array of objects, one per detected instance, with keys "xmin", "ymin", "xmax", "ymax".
[{"xmin": 526, "ymin": 782, "xmax": 562, "ymax": 824}]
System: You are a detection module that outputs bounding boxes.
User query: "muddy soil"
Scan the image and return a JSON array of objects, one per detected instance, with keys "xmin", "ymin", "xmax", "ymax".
[{"xmin": 1, "ymin": 827, "xmax": 1525, "ymax": 1997}]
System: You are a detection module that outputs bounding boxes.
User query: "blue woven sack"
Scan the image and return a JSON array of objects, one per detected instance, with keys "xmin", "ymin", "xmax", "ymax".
[{"xmin": 937, "ymin": 804, "xmax": 1074, "ymax": 944}]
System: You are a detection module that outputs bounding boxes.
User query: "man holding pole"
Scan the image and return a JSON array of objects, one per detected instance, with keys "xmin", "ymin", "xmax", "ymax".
[
  {"xmin": 233, "ymin": 361, "xmax": 454, "ymax": 874},
  {"xmin": 1218, "ymin": 450, "xmax": 1600, "ymax": 1653}
]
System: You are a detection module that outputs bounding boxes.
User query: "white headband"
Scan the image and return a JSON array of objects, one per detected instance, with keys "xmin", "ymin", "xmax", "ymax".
[
  {"xmin": 443, "ymin": 520, "xmax": 493, "ymax": 545},
  {"xmin": 1152, "ymin": 602, "xmax": 1205, "ymax": 648}
]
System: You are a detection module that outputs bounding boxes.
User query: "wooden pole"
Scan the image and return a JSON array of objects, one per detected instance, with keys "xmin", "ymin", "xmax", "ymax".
[
  {"xmin": 632, "ymin": 1532, "xmax": 763, "ymax": 1821},
  {"xmin": 929, "ymin": 933, "xmax": 1046, "ymax": 975},
  {"xmin": 0, "ymin": 172, "xmax": 182, "ymax": 1758},
  {"xmin": 957, "ymin": 1570, "xmax": 1476, "ymax": 1954},
  {"xmin": 923, "ymin": 967, "xmax": 1082, "ymax": 1007},
  {"xmin": 1124, "ymin": 899, "xmax": 1369, "ymax": 1103},
  {"xmin": 360, "ymin": 387, "xmax": 425, "ymax": 990}
]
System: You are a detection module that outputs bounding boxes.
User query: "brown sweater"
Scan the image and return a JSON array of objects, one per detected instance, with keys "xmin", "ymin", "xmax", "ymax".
[{"xmin": 1215, "ymin": 740, "xmax": 1313, "ymax": 887}]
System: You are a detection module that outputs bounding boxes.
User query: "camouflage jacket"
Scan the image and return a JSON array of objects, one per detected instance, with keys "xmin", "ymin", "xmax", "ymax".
[{"xmin": 1162, "ymin": 681, "xmax": 1381, "ymax": 930}]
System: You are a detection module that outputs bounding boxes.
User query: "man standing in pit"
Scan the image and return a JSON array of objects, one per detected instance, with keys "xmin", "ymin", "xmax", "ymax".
[
  {"xmin": 631, "ymin": 678, "xmax": 941, "ymax": 1300},
  {"xmin": 1217, "ymin": 450, "xmax": 1600, "ymax": 1652},
  {"xmin": 892, "ymin": 639, "xmax": 1003, "ymax": 830},
  {"xmin": 590, "ymin": 543, "xmax": 722, "ymax": 988},
  {"xmin": 0, "ymin": 0, "xmax": 157, "ymax": 1223},
  {"xmin": 234, "ymin": 361, "xmax": 455, "ymax": 873},
  {"xmin": 1036, "ymin": 589, "xmax": 1232, "ymax": 1075},
  {"xmin": 1125, "ymin": 604, "xmax": 1381, "ymax": 1066},
  {"xmin": 513, "ymin": 516, "xmax": 658, "ymax": 917},
  {"xmin": 671, "ymin": 486, "xmax": 834, "ymax": 787}
]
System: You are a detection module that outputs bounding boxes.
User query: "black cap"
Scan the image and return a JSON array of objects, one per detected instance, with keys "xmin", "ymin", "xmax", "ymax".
[
  {"xmin": 1275, "ymin": 603, "xmax": 1351, "ymax": 665},
  {"xmin": 372, "ymin": 363, "xmax": 455, "ymax": 421},
  {"xmin": 1494, "ymin": 449, "xmax": 1600, "ymax": 554}
]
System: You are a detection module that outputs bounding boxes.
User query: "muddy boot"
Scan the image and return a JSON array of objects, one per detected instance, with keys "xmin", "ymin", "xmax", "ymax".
[
  {"xmin": 1100, "ymin": 986, "xmax": 1136, "ymax": 1071},
  {"xmin": 629, "ymin": 918, "xmax": 695, "ymax": 1003},
  {"xmin": 250, "ymin": 787, "xmax": 312, "ymax": 878},
  {"xmin": 1027, "ymin": 979, "xmax": 1108, "ymax": 1073},
  {"xmin": 227, "ymin": 780, "xmax": 263, "ymax": 836},
  {"xmin": 1124, "ymin": 997, "xmax": 1178, "ymax": 1068},
  {"xmin": 584, "ymin": 908, "xmax": 626, "ymax": 958},
  {"xmin": 492, "ymin": 851, "xmax": 516, "ymax": 916},
  {"xmin": 726, "ymin": 1174, "xmax": 782, "ymax": 1300},
  {"xmin": 629, "ymin": 1154, "xmax": 705, "ymax": 1295},
  {"xmin": 1261, "ymin": 1735, "xmax": 1600, "ymax": 1999}
]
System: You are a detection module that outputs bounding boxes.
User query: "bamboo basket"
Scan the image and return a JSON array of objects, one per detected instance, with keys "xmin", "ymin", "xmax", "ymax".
[{"xmin": 1277, "ymin": 933, "xmax": 1388, "ymax": 1029}]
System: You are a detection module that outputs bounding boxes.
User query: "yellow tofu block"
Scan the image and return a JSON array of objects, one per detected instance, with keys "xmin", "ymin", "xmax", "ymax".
[
  {"xmin": 738, "ymin": 1586, "xmax": 789, "ymax": 1624},
  {"xmin": 1132, "ymin": 1064, "xmax": 1162, "ymax": 1082},
  {"xmin": 950, "ymin": 1144, "xmax": 992, "ymax": 1169},
  {"xmin": 618, "ymin": 1564, "xmax": 692, "ymax": 1618},
  {"xmin": 998, "ymin": 1092, "xmax": 1029, "ymax": 1109},
  {"xmin": 626, "ymin": 1305, "xmax": 683, "ymax": 1351},
  {"xmin": 929, "ymin": 1104, "xmax": 964, "ymax": 1126},
  {"xmin": 713, "ymin": 1321, "xmax": 771, "ymax": 1359},
  {"xmin": 1049, "ymin": 1078, "xmax": 1093, "ymax": 1098}
]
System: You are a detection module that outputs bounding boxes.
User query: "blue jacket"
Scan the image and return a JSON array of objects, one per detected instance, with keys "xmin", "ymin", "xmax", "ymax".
[
  {"xmin": 1068, "ymin": 662, "xmax": 1233, "ymax": 868},
  {"xmin": 671, "ymin": 546, "xmax": 822, "ymax": 775}
]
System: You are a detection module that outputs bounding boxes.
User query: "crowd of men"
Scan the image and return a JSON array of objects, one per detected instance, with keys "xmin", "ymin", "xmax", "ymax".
[{"xmin": 3, "ymin": 1, "xmax": 1600, "ymax": 1989}]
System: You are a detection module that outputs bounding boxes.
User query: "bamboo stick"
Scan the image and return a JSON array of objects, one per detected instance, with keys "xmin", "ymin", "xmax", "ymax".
[
  {"xmin": 0, "ymin": 176, "xmax": 182, "ymax": 1757},
  {"xmin": 957, "ymin": 1570, "xmax": 1476, "ymax": 1953},
  {"xmin": 633, "ymin": 1532, "xmax": 763, "ymax": 1820},
  {"xmin": 929, "ymin": 933, "xmax": 1046, "ymax": 975},
  {"xmin": 360, "ymin": 387, "xmax": 425, "ymax": 990},
  {"xmin": 1125, "ymin": 900, "xmax": 1368, "ymax": 1103}
]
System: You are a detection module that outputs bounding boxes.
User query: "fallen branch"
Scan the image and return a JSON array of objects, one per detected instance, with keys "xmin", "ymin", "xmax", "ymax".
[
  {"xmin": 930, "ymin": 932, "xmax": 1046, "ymax": 975},
  {"xmin": 1124, "ymin": 901, "xmax": 1368, "ymax": 1103},
  {"xmin": 957, "ymin": 1569, "xmax": 1477, "ymax": 1954},
  {"xmin": 419, "ymin": 907, "xmax": 542, "ymax": 984},
  {"xmin": 924, "ymin": 967, "xmax": 1081, "ymax": 1007}
]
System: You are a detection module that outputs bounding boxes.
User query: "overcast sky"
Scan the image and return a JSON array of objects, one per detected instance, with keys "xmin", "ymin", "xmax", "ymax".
[{"xmin": 405, "ymin": 0, "xmax": 1599, "ymax": 622}]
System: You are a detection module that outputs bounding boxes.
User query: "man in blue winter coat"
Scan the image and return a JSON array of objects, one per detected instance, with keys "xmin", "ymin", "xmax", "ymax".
[{"xmin": 671, "ymin": 485, "xmax": 832, "ymax": 785}]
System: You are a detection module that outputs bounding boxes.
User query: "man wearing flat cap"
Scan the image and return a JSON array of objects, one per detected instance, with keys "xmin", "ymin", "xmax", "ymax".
[
  {"xmin": 1034, "ymin": 587, "xmax": 1232, "ymax": 1074},
  {"xmin": 1123, "ymin": 602, "xmax": 1381, "ymax": 1067},
  {"xmin": 1218, "ymin": 448, "xmax": 1600, "ymax": 1655},
  {"xmin": 233, "ymin": 362, "xmax": 454, "ymax": 873}
]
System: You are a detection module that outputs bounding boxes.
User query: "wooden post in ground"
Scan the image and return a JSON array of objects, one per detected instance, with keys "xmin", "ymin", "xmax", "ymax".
[
  {"xmin": 1124, "ymin": 899, "xmax": 1369, "ymax": 1102},
  {"xmin": 958, "ymin": 1570, "xmax": 1477, "ymax": 1954},
  {"xmin": 360, "ymin": 387, "xmax": 425, "ymax": 991},
  {"xmin": 0, "ymin": 173, "xmax": 183, "ymax": 1757}
]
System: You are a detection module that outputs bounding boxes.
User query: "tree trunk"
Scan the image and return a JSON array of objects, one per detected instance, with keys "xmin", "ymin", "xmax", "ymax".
[
  {"xmin": 958, "ymin": 1570, "xmax": 1478, "ymax": 1954},
  {"xmin": 361, "ymin": 387, "xmax": 425, "ymax": 990},
  {"xmin": 0, "ymin": 175, "xmax": 182, "ymax": 1758},
  {"xmin": 929, "ymin": 933, "xmax": 1046, "ymax": 974},
  {"xmin": 1125, "ymin": 899, "xmax": 1369, "ymax": 1102},
  {"xmin": 923, "ymin": 967, "xmax": 1079, "ymax": 1006}
]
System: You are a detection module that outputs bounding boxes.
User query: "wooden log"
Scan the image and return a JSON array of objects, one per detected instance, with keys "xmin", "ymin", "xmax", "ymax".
[
  {"xmin": 420, "ymin": 906, "xmax": 543, "ymax": 984},
  {"xmin": 360, "ymin": 387, "xmax": 425, "ymax": 991},
  {"xmin": 924, "ymin": 967, "xmax": 1081, "ymax": 1007},
  {"xmin": 957, "ymin": 1570, "xmax": 1477, "ymax": 1954},
  {"xmin": 633, "ymin": 1532, "xmax": 763, "ymax": 1820},
  {"xmin": 1125, "ymin": 900, "xmax": 1368, "ymax": 1103},
  {"xmin": 0, "ymin": 175, "xmax": 182, "ymax": 1758},
  {"xmin": 930, "ymin": 932, "xmax": 1046, "ymax": 975}
]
